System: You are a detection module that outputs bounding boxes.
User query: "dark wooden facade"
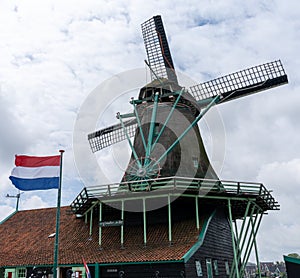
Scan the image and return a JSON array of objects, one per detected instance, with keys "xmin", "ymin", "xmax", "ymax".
[
  {"xmin": 284, "ymin": 255, "xmax": 300, "ymax": 278},
  {"xmin": 184, "ymin": 209, "xmax": 233, "ymax": 277},
  {"xmin": 93, "ymin": 198, "xmax": 234, "ymax": 277}
]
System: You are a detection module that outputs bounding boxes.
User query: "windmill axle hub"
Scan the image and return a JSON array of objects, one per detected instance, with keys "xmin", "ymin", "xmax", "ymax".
[{"xmin": 137, "ymin": 168, "xmax": 147, "ymax": 177}]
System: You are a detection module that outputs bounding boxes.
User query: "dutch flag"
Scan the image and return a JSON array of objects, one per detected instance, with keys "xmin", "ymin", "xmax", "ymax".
[
  {"xmin": 82, "ymin": 257, "xmax": 92, "ymax": 278},
  {"xmin": 9, "ymin": 155, "xmax": 61, "ymax": 191}
]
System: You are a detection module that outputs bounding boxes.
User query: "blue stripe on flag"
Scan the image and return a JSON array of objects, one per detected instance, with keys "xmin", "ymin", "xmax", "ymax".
[{"xmin": 9, "ymin": 176, "xmax": 59, "ymax": 191}]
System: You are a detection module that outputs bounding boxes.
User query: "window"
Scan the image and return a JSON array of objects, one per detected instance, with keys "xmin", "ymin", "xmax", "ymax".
[
  {"xmin": 213, "ymin": 260, "xmax": 219, "ymax": 275},
  {"xmin": 206, "ymin": 258, "xmax": 213, "ymax": 278},
  {"xmin": 192, "ymin": 156, "xmax": 199, "ymax": 168},
  {"xmin": 195, "ymin": 260, "xmax": 203, "ymax": 277},
  {"xmin": 225, "ymin": 261, "xmax": 230, "ymax": 275},
  {"xmin": 17, "ymin": 269, "xmax": 26, "ymax": 278},
  {"xmin": 154, "ymin": 123, "xmax": 160, "ymax": 137}
]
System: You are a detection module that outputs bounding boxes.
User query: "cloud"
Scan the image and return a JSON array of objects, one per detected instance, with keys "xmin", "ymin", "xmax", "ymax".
[
  {"xmin": 0, "ymin": 0, "xmax": 299, "ymax": 263},
  {"xmin": 255, "ymin": 159, "xmax": 300, "ymax": 260},
  {"xmin": 19, "ymin": 195, "xmax": 50, "ymax": 210},
  {"xmin": 0, "ymin": 205, "xmax": 15, "ymax": 223}
]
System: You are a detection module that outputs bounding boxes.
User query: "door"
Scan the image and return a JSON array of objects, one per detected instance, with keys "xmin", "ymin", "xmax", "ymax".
[{"xmin": 206, "ymin": 258, "xmax": 213, "ymax": 278}]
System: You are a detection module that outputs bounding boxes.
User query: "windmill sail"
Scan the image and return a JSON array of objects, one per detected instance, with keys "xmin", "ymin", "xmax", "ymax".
[
  {"xmin": 87, "ymin": 15, "xmax": 288, "ymax": 187},
  {"xmin": 189, "ymin": 60, "xmax": 288, "ymax": 106},
  {"xmin": 88, "ymin": 119, "xmax": 137, "ymax": 153},
  {"xmin": 141, "ymin": 15, "xmax": 178, "ymax": 84}
]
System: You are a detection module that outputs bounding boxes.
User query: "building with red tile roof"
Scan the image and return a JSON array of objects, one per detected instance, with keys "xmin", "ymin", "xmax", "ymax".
[{"xmin": 0, "ymin": 177, "xmax": 280, "ymax": 278}]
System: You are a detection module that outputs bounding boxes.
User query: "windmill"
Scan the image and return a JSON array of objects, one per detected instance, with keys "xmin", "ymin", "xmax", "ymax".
[
  {"xmin": 70, "ymin": 15, "xmax": 288, "ymax": 278},
  {"xmin": 88, "ymin": 15, "xmax": 288, "ymax": 189}
]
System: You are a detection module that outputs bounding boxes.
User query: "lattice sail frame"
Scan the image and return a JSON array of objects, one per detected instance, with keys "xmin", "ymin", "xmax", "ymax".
[
  {"xmin": 189, "ymin": 60, "xmax": 287, "ymax": 104},
  {"xmin": 141, "ymin": 15, "xmax": 178, "ymax": 83},
  {"xmin": 88, "ymin": 119, "xmax": 137, "ymax": 153}
]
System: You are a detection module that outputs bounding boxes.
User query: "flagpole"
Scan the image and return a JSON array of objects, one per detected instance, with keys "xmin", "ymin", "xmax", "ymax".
[{"xmin": 53, "ymin": 150, "xmax": 64, "ymax": 278}]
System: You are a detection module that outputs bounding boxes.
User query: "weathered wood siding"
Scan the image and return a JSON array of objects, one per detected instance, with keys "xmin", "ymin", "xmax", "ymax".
[{"xmin": 184, "ymin": 208, "xmax": 234, "ymax": 278}]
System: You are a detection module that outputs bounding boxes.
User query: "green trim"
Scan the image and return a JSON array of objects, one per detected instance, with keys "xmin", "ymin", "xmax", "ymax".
[
  {"xmin": 101, "ymin": 192, "xmax": 257, "ymax": 204},
  {"xmin": 284, "ymin": 255, "xmax": 300, "ymax": 265},
  {"xmin": 6, "ymin": 260, "xmax": 179, "ymax": 269},
  {"xmin": 0, "ymin": 210, "xmax": 17, "ymax": 225},
  {"xmin": 182, "ymin": 210, "xmax": 216, "ymax": 263}
]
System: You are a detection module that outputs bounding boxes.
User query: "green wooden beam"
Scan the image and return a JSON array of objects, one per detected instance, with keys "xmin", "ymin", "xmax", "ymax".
[
  {"xmin": 228, "ymin": 199, "xmax": 240, "ymax": 278},
  {"xmin": 121, "ymin": 200, "xmax": 124, "ymax": 247},
  {"xmin": 143, "ymin": 198, "xmax": 147, "ymax": 245},
  {"xmin": 89, "ymin": 208, "xmax": 93, "ymax": 237},
  {"xmin": 99, "ymin": 202, "xmax": 102, "ymax": 247},
  {"xmin": 145, "ymin": 92, "xmax": 159, "ymax": 163},
  {"xmin": 151, "ymin": 88, "xmax": 184, "ymax": 152},
  {"xmin": 195, "ymin": 196, "xmax": 199, "ymax": 230},
  {"xmin": 230, "ymin": 202, "xmax": 256, "ymax": 278},
  {"xmin": 168, "ymin": 195, "xmax": 172, "ymax": 244}
]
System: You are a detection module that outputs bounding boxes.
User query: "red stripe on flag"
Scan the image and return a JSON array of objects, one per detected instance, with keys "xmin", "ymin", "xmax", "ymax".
[{"xmin": 15, "ymin": 155, "xmax": 60, "ymax": 167}]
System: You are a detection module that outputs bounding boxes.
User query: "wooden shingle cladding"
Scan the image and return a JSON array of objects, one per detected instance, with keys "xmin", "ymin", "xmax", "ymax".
[{"xmin": 184, "ymin": 209, "xmax": 234, "ymax": 277}]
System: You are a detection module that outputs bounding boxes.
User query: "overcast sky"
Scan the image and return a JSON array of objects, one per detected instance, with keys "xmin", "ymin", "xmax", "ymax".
[{"xmin": 0, "ymin": 0, "xmax": 299, "ymax": 262}]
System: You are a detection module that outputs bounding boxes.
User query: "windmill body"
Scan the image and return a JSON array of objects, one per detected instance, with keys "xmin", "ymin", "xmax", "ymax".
[
  {"xmin": 123, "ymin": 79, "xmax": 217, "ymax": 182},
  {"xmin": 71, "ymin": 15, "xmax": 288, "ymax": 278}
]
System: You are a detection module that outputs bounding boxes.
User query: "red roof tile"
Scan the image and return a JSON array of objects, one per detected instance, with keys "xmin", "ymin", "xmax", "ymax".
[{"xmin": 0, "ymin": 206, "xmax": 202, "ymax": 266}]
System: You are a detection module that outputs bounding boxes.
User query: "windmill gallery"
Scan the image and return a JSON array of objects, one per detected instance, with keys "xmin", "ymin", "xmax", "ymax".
[{"xmin": 0, "ymin": 15, "xmax": 288, "ymax": 278}]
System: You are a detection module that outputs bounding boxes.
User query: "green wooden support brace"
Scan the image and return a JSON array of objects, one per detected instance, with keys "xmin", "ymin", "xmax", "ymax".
[
  {"xmin": 168, "ymin": 195, "xmax": 172, "ymax": 244},
  {"xmin": 234, "ymin": 201, "xmax": 252, "ymax": 263},
  {"xmin": 228, "ymin": 199, "xmax": 240, "ymax": 278},
  {"xmin": 95, "ymin": 263, "xmax": 99, "ymax": 278},
  {"xmin": 240, "ymin": 207, "xmax": 260, "ymax": 269},
  {"xmin": 246, "ymin": 213, "xmax": 262, "ymax": 278},
  {"xmin": 145, "ymin": 92, "xmax": 159, "ymax": 163},
  {"xmin": 118, "ymin": 112, "xmax": 135, "ymax": 119},
  {"xmin": 240, "ymin": 208, "xmax": 263, "ymax": 278},
  {"xmin": 121, "ymin": 200, "xmax": 124, "ymax": 247},
  {"xmin": 151, "ymin": 95, "xmax": 220, "ymax": 169},
  {"xmin": 143, "ymin": 198, "xmax": 147, "ymax": 245},
  {"xmin": 151, "ymin": 88, "xmax": 184, "ymax": 152},
  {"xmin": 230, "ymin": 202, "xmax": 256, "ymax": 278},
  {"xmin": 99, "ymin": 202, "xmax": 102, "ymax": 247},
  {"xmin": 195, "ymin": 196, "xmax": 199, "ymax": 230},
  {"xmin": 89, "ymin": 208, "xmax": 93, "ymax": 237}
]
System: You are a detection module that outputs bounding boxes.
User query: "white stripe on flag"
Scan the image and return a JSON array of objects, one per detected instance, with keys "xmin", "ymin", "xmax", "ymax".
[{"xmin": 11, "ymin": 166, "xmax": 60, "ymax": 179}]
